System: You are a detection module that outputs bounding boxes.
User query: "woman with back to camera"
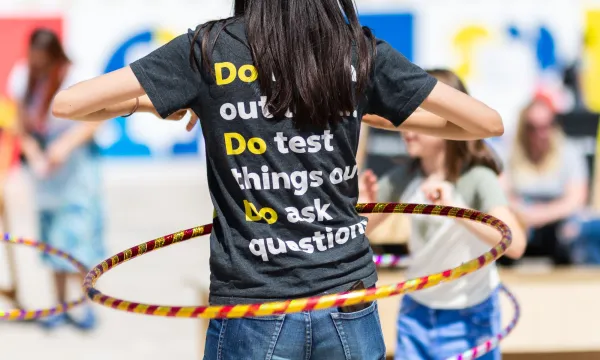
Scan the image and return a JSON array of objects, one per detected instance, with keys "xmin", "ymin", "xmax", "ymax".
[
  {"xmin": 52, "ymin": 1, "xmax": 503, "ymax": 358},
  {"xmin": 361, "ymin": 70, "xmax": 526, "ymax": 360},
  {"xmin": 9, "ymin": 28, "xmax": 105, "ymax": 330}
]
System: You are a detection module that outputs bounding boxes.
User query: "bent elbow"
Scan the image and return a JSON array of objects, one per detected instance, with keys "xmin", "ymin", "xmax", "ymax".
[
  {"xmin": 505, "ymin": 243, "xmax": 525, "ymax": 260},
  {"xmin": 485, "ymin": 110, "xmax": 504, "ymax": 138},
  {"xmin": 505, "ymin": 231, "xmax": 527, "ymax": 260},
  {"xmin": 51, "ymin": 91, "xmax": 77, "ymax": 119}
]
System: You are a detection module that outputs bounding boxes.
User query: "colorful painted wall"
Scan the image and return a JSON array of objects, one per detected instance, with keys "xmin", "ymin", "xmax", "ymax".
[{"xmin": 0, "ymin": 0, "xmax": 598, "ymax": 158}]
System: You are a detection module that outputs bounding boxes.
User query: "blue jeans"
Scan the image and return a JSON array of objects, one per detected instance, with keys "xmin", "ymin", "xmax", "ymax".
[
  {"xmin": 203, "ymin": 302, "xmax": 385, "ymax": 360},
  {"xmin": 567, "ymin": 216, "xmax": 600, "ymax": 264},
  {"xmin": 395, "ymin": 291, "xmax": 501, "ymax": 360}
]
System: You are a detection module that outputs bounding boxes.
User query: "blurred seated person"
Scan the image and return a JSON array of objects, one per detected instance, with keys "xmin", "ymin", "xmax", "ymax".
[
  {"xmin": 502, "ymin": 96, "xmax": 589, "ymax": 265},
  {"xmin": 560, "ymin": 211, "xmax": 600, "ymax": 265}
]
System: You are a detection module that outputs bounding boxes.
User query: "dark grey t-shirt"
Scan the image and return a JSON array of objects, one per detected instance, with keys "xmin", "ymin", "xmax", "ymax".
[{"xmin": 130, "ymin": 20, "xmax": 437, "ymax": 305}]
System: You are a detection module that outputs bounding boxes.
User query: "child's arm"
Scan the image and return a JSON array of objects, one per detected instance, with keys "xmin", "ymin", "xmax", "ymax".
[
  {"xmin": 457, "ymin": 206, "xmax": 526, "ymax": 259},
  {"xmin": 45, "ymin": 122, "xmax": 103, "ymax": 172},
  {"xmin": 358, "ymin": 170, "xmax": 389, "ymax": 232},
  {"xmin": 359, "ymin": 169, "xmax": 408, "ymax": 236},
  {"xmin": 14, "ymin": 103, "xmax": 49, "ymax": 176},
  {"xmin": 421, "ymin": 172, "xmax": 526, "ymax": 259}
]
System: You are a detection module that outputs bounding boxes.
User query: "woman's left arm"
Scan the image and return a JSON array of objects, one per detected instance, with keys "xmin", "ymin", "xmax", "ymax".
[
  {"xmin": 47, "ymin": 96, "xmax": 191, "ymax": 171},
  {"xmin": 52, "ymin": 67, "xmax": 145, "ymax": 120},
  {"xmin": 467, "ymin": 171, "xmax": 527, "ymax": 259},
  {"xmin": 521, "ymin": 181, "xmax": 588, "ymax": 228}
]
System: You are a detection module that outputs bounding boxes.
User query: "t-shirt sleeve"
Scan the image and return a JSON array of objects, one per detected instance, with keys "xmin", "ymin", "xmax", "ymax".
[
  {"xmin": 469, "ymin": 167, "xmax": 508, "ymax": 213},
  {"xmin": 563, "ymin": 141, "xmax": 589, "ymax": 183},
  {"xmin": 130, "ymin": 30, "xmax": 203, "ymax": 119},
  {"xmin": 367, "ymin": 39, "xmax": 438, "ymax": 127}
]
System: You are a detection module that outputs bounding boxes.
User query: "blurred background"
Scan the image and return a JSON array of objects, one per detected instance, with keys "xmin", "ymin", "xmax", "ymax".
[{"xmin": 0, "ymin": 0, "xmax": 599, "ymax": 359}]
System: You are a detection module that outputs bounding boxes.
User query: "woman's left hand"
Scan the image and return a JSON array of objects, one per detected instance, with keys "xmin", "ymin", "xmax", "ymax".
[
  {"xmin": 420, "ymin": 179, "xmax": 455, "ymax": 206},
  {"xmin": 46, "ymin": 140, "xmax": 72, "ymax": 173}
]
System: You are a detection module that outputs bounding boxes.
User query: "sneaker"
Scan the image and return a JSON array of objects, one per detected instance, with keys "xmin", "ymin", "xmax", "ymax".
[
  {"xmin": 39, "ymin": 313, "xmax": 68, "ymax": 330},
  {"xmin": 66, "ymin": 306, "xmax": 97, "ymax": 331}
]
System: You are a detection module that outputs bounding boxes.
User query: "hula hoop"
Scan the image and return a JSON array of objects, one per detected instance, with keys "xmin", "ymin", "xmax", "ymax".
[
  {"xmin": 0, "ymin": 234, "xmax": 88, "ymax": 321},
  {"xmin": 448, "ymin": 285, "xmax": 520, "ymax": 360},
  {"xmin": 375, "ymin": 258, "xmax": 520, "ymax": 360},
  {"xmin": 84, "ymin": 203, "xmax": 512, "ymax": 319}
]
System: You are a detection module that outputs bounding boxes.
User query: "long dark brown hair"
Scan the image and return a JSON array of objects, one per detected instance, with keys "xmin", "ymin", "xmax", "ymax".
[
  {"xmin": 24, "ymin": 28, "xmax": 70, "ymax": 130},
  {"xmin": 190, "ymin": 0, "xmax": 375, "ymax": 129},
  {"xmin": 427, "ymin": 69, "xmax": 502, "ymax": 182}
]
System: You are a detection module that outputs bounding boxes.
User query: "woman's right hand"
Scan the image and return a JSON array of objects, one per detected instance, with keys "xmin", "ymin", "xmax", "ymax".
[{"xmin": 358, "ymin": 169, "xmax": 378, "ymax": 204}]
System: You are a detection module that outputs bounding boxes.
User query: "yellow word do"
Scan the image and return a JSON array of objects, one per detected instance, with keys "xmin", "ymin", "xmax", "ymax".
[
  {"xmin": 225, "ymin": 133, "xmax": 267, "ymax": 155},
  {"xmin": 244, "ymin": 200, "xmax": 277, "ymax": 225},
  {"xmin": 216, "ymin": 62, "xmax": 258, "ymax": 86}
]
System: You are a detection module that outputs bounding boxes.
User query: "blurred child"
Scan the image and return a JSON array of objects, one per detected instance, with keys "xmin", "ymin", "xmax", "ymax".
[
  {"xmin": 10, "ymin": 28, "xmax": 105, "ymax": 330},
  {"xmin": 360, "ymin": 69, "xmax": 526, "ymax": 360}
]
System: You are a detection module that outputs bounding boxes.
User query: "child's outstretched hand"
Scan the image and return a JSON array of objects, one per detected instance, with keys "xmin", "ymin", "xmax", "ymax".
[{"xmin": 358, "ymin": 169, "xmax": 379, "ymax": 204}]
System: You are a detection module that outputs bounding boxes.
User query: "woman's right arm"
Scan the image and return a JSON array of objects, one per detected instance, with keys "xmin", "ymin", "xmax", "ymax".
[
  {"xmin": 363, "ymin": 110, "xmax": 491, "ymax": 141},
  {"xmin": 419, "ymin": 81, "xmax": 504, "ymax": 138}
]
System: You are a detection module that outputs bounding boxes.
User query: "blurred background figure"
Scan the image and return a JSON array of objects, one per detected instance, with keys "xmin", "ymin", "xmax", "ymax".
[
  {"xmin": 502, "ymin": 96, "xmax": 589, "ymax": 265},
  {"xmin": 9, "ymin": 28, "xmax": 105, "ymax": 330}
]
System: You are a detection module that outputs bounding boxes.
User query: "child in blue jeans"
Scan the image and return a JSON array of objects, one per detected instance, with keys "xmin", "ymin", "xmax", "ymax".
[{"xmin": 361, "ymin": 70, "xmax": 526, "ymax": 360}]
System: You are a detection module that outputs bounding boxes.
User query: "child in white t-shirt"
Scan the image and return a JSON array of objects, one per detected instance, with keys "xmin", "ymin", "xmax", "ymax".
[{"xmin": 360, "ymin": 69, "xmax": 526, "ymax": 360}]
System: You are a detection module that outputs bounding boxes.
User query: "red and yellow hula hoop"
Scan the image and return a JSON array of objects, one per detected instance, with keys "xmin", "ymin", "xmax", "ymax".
[
  {"xmin": 0, "ymin": 234, "xmax": 88, "ymax": 321},
  {"xmin": 83, "ymin": 203, "xmax": 512, "ymax": 319}
]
